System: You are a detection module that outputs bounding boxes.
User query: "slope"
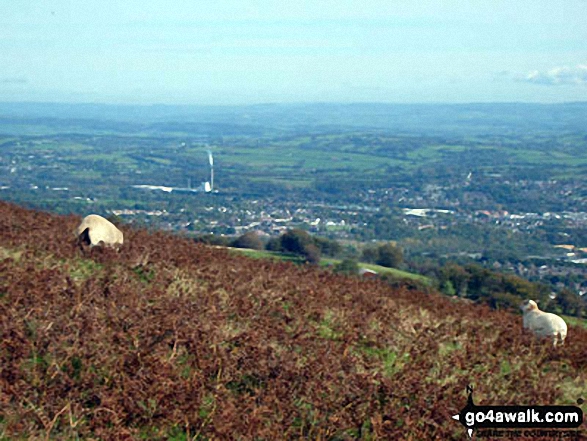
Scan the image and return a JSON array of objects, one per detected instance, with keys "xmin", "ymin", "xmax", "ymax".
[{"xmin": 0, "ymin": 201, "xmax": 585, "ymax": 440}]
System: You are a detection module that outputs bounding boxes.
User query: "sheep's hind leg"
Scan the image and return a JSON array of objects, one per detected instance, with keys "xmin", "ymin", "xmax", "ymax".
[
  {"xmin": 77, "ymin": 228, "xmax": 91, "ymax": 254},
  {"xmin": 552, "ymin": 332, "xmax": 563, "ymax": 348},
  {"xmin": 76, "ymin": 236, "xmax": 87, "ymax": 255}
]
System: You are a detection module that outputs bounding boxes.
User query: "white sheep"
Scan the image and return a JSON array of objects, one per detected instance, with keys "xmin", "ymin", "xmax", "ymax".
[
  {"xmin": 520, "ymin": 299, "xmax": 567, "ymax": 347},
  {"xmin": 75, "ymin": 214, "xmax": 123, "ymax": 250}
]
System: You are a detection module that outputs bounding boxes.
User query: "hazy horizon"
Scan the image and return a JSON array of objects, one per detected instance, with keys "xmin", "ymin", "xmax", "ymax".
[
  {"xmin": 2, "ymin": 100, "xmax": 587, "ymax": 109},
  {"xmin": 1, "ymin": 1, "xmax": 586, "ymax": 106}
]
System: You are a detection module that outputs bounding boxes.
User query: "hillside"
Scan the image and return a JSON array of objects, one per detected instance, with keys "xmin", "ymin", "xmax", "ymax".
[
  {"xmin": 0, "ymin": 200, "xmax": 586, "ymax": 440},
  {"xmin": 2, "ymin": 102, "xmax": 587, "ymax": 135},
  {"xmin": 227, "ymin": 248, "xmax": 431, "ymax": 284}
]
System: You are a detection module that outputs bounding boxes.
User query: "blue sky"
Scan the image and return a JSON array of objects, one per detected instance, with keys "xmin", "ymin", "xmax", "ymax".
[{"xmin": 1, "ymin": 0, "xmax": 586, "ymax": 105}]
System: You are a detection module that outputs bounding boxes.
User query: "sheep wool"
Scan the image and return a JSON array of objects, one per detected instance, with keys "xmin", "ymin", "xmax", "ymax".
[
  {"xmin": 520, "ymin": 299, "xmax": 567, "ymax": 347},
  {"xmin": 76, "ymin": 214, "xmax": 123, "ymax": 249}
]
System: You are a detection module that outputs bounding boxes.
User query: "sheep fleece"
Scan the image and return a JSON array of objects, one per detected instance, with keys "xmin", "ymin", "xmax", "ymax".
[
  {"xmin": 76, "ymin": 214, "xmax": 123, "ymax": 248},
  {"xmin": 522, "ymin": 305, "xmax": 567, "ymax": 344}
]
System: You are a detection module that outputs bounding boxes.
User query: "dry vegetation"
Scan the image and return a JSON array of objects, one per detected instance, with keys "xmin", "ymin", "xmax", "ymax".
[{"xmin": 0, "ymin": 200, "xmax": 585, "ymax": 440}]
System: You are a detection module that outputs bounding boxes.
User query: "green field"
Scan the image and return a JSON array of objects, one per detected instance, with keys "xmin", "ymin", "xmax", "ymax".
[
  {"xmin": 5, "ymin": 127, "xmax": 587, "ymax": 195},
  {"xmin": 228, "ymin": 247, "xmax": 431, "ymax": 283},
  {"xmin": 228, "ymin": 247, "xmax": 305, "ymax": 263},
  {"xmin": 563, "ymin": 314, "xmax": 587, "ymax": 330}
]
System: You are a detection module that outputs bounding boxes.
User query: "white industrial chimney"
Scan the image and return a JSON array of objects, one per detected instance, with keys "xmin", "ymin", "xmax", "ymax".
[{"xmin": 207, "ymin": 150, "xmax": 214, "ymax": 192}]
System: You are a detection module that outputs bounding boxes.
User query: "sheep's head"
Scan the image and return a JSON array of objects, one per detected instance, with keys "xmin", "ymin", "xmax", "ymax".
[{"xmin": 520, "ymin": 299, "xmax": 538, "ymax": 313}]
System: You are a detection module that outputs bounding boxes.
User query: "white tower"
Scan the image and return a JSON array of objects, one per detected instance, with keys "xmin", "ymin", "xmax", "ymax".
[{"xmin": 207, "ymin": 150, "xmax": 214, "ymax": 192}]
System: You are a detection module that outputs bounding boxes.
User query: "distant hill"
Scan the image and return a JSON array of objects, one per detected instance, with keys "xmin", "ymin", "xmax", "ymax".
[
  {"xmin": 1, "ymin": 101, "xmax": 586, "ymax": 136},
  {"xmin": 0, "ymin": 200, "xmax": 585, "ymax": 439}
]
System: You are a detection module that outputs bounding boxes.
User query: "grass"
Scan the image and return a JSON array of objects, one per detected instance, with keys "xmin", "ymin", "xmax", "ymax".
[
  {"xmin": 221, "ymin": 142, "xmax": 406, "ymax": 173},
  {"xmin": 0, "ymin": 245, "xmax": 23, "ymax": 261},
  {"xmin": 340, "ymin": 260, "xmax": 431, "ymax": 284},
  {"xmin": 228, "ymin": 247, "xmax": 431, "ymax": 283},
  {"xmin": 563, "ymin": 314, "xmax": 587, "ymax": 330},
  {"xmin": 228, "ymin": 247, "xmax": 305, "ymax": 263},
  {"xmin": 319, "ymin": 257, "xmax": 431, "ymax": 283}
]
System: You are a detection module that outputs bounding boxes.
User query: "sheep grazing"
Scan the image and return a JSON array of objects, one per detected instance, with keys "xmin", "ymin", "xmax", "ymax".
[
  {"xmin": 520, "ymin": 299, "xmax": 567, "ymax": 347},
  {"xmin": 75, "ymin": 214, "xmax": 123, "ymax": 251}
]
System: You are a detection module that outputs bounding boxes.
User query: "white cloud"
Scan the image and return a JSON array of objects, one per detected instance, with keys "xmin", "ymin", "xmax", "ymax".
[{"xmin": 522, "ymin": 64, "xmax": 587, "ymax": 86}]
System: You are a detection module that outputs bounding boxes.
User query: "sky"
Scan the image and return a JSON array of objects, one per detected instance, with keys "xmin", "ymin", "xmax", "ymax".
[{"xmin": 1, "ymin": 0, "xmax": 586, "ymax": 105}]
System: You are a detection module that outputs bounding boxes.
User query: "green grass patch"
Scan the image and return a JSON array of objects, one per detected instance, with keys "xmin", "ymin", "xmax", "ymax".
[
  {"xmin": 321, "ymin": 257, "xmax": 430, "ymax": 283},
  {"xmin": 316, "ymin": 310, "xmax": 344, "ymax": 341},
  {"xmin": 356, "ymin": 344, "xmax": 411, "ymax": 378},
  {"xmin": 228, "ymin": 248, "xmax": 305, "ymax": 264},
  {"xmin": 69, "ymin": 258, "xmax": 104, "ymax": 282},
  {"xmin": 563, "ymin": 315, "xmax": 587, "ymax": 330},
  {"xmin": 229, "ymin": 247, "xmax": 430, "ymax": 283},
  {"xmin": 133, "ymin": 265, "xmax": 155, "ymax": 283},
  {"xmin": 0, "ymin": 246, "xmax": 23, "ymax": 261}
]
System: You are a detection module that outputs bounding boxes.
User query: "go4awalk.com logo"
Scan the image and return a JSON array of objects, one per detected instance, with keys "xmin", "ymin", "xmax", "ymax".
[{"xmin": 452, "ymin": 385, "xmax": 584, "ymax": 438}]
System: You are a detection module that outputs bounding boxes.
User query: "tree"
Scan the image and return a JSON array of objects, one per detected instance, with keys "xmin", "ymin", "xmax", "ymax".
[
  {"xmin": 488, "ymin": 291, "xmax": 521, "ymax": 311},
  {"xmin": 556, "ymin": 289, "xmax": 584, "ymax": 317},
  {"xmin": 266, "ymin": 236, "xmax": 284, "ymax": 252},
  {"xmin": 375, "ymin": 243, "xmax": 404, "ymax": 269},
  {"xmin": 361, "ymin": 243, "xmax": 404, "ymax": 268},
  {"xmin": 440, "ymin": 280, "xmax": 456, "ymax": 296},
  {"xmin": 302, "ymin": 243, "xmax": 321, "ymax": 265},
  {"xmin": 267, "ymin": 229, "xmax": 322, "ymax": 264},
  {"xmin": 361, "ymin": 245, "xmax": 379, "ymax": 264},
  {"xmin": 334, "ymin": 259, "xmax": 359, "ymax": 275},
  {"xmin": 314, "ymin": 236, "xmax": 342, "ymax": 257},
  {"xmin": 194, "ymin": 234, "xmax": 232, "ymax": 247},
  {"xmin": 232, "ymin": 231, "xmax": 264, "ymax": 250},
  {"xmin": 280, "ymin": 229, "xmax": 314, "ymax": 255},
  {"xmin": 439, "ymin": 264, "xmax": 470, "ymax": 298}
]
